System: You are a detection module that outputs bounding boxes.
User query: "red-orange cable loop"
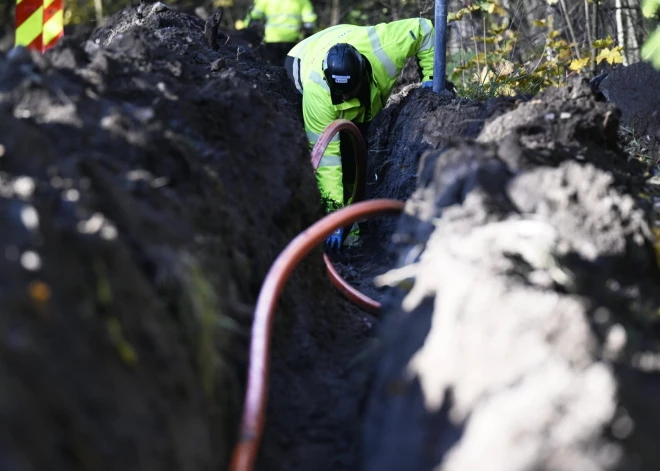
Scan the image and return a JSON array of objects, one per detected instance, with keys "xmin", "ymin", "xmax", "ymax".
[
  {"xmin": 229, "ymin": 199, "xmax": 406, "ymax": 471},
  {"xmin": 322, "ymin": 252, "xmax": 380, "ymax": 314},
  {"xmin": 310, "ymin": 119, "xmax": 381, "ymax": 313},
  {"xmin": 230, "ymin": 119, "xmax": 405, "ymax": 471},
  {"xmin": 310, "ymin": 119, "xmax": 367, "ymax": 209}
]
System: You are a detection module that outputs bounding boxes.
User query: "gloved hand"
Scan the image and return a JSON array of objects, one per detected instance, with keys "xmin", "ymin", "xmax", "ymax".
[
  {"xmin": 422, "ymin": 79, "xmax": 457, "ymax": 94},
  {"xmin": 325, "ymin": 228, "xmax": 344, "ymax": 250}
]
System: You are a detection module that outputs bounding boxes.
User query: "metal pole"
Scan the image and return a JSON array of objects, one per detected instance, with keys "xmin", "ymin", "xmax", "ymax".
[{"xmin": 433, "ymin": 0, "xmax": 448, "ymax": 94}]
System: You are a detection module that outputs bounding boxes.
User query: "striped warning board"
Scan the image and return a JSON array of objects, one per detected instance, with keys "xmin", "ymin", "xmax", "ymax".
[
  {"xmin": 43, "ymin": 0, "xmax": 64, "ymax": 51},
  {"xmin": 15, "ymin": 0, "xmax": 44, "ymax": 51},
  {"xmin": 15, "ymin": 0, "xmax": 64, "ymax": 53}
]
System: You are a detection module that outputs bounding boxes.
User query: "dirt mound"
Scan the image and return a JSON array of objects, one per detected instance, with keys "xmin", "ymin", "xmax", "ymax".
[
  {"xmin": 596, "ymin": 61, "xmax": 660, "ymax": 155},
  {"xmin": 0, "ymin": 6, "xmax": 373, "ymax": 471},
  {"xmin": 363, "ymin": 86, "xmax": 518, "ymax": 244},
  {"xmin": 361, "ymin": 77, "xmax": 660, "ymax": 470}
]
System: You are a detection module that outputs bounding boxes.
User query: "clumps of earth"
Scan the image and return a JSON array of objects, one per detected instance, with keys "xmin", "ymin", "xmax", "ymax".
[{"xmin": 0, "ymin": 3, "xmax": 660, "ymax": 471}]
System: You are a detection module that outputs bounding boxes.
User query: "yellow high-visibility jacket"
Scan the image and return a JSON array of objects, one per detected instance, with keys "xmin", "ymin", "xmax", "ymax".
[
  {"xmin": 246, "ymin": 0, "xmax": 317, "ymax": 43},
  {"xmin": 287, "ymin": 18, "xmax": 434, "ymax": 211}
]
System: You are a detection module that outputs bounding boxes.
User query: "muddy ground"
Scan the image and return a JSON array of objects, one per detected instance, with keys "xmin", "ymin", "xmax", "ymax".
[{"xmin": 1, "ymin": 4, "xmax": 660, "ymax": 471}]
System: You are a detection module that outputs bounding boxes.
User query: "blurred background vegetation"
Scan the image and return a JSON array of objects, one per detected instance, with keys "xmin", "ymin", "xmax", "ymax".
[{"xmin": 0, "ymin": 0, "xmax": 658, "ymax": 96}]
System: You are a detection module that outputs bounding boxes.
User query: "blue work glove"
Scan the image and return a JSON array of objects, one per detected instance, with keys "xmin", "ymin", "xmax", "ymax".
[
  {"xmin": 421, "ymin": 81, "xmax": 433, "ymax": 89},
  {"xmin": 325, "ymin": 228, "xmax": 344, "ymax": 250}
]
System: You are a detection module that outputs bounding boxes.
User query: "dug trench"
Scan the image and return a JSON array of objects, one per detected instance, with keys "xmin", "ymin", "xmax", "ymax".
[{"xmin": 1, "ymin": 5, "xmax": 660, "ymax": 471}]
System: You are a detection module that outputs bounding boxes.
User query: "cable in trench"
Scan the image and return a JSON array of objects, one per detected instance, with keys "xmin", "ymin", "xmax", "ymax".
[
  {"xmin": 230, "ymin": 120, "xmax": 405, "ymax": 471},
  {"xmin": 310, "ymin": 119, "xmax": 383, "ymax": 313}
]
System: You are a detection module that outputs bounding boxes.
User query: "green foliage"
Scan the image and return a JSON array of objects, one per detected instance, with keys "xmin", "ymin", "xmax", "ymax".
[
  {"xmin": 642, "ymin": 0, "xmax": 660, "ymax": 68},
  {"xmin": 347, "ymin": 8, "xmax": 369, "ymax": 25},
  {"xmin": 342, "ymin": 0, "xmax": 433, "ymax": 27},
  {"xmin": 620, "ymin": 124, "xmax": 654, "ymax": 162},
  {"xmin": 642, "ymin": 0, "xmax": 660, "ymax": 17},
  {"xmin": 345, "ymin": 0, "xmax": 391, "ymax": 26},
  {"xmin": 64, "ymin": 0, "xmax": 101, "ymax": 25},
  {"xmin": 450, "ymin": 0, "xmax": 625, "ymax": 98}
]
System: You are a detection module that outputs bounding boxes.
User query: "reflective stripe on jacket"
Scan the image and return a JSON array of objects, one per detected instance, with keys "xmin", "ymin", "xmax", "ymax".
[
  {"xmin": 287, "ymin": 18, "xmax": 434, "ymax": 210},
  {"xmin": 247, "ymin": 0, "xmax": 317, "ymax": 43}
]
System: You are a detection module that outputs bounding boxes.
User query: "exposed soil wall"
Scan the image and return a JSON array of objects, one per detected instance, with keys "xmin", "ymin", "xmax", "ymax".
[
  {"xmin": 361, "ymin": 77, "xmax": 660, "ymax": 471},
  {"xmin": 596, "ymin": 61, "xmax": 660, "ymax": 154},
  {"xmin": 0, "ymin": 6, "xmax": 372, "ymax": 471},
  {"xmin": 363, "ymin": 85, "xmax": 519, "ymax": 244}
]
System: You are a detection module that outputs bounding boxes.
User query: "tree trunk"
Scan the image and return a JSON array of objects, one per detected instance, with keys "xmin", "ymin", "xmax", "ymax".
[
  {"xmin": 615, "ymin": 0, "xmax": 628, "ymax": 65},
  {"xmin": 624, "ymin": 0, "xmax": 640, "ymax": 63},
  {"xmin": 331, "ymin": 0, "xmax": 340, "ymax": 26},
  {"xmin": 94, "ymin": 0, "xmax": 104, "ymax": 24}
]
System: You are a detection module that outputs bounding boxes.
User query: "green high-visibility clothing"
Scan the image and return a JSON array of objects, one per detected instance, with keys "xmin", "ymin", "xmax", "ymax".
[
  {"xmin": 246, "ymin": 0, "xmax": 317, "ymax": 43},
  {"xmin": 287, "ymin": 18, "xmax": 435, "ymax": 211}
]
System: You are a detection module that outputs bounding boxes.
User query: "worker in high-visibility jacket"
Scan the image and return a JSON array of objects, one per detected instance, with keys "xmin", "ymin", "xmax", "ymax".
[
  {"xmin": 245, "ymin": 0, "xmax": 317, "ymax": 65},
  {"xmin": 285, "ymin": 18, "xmax": 439, "ymax": 249}
]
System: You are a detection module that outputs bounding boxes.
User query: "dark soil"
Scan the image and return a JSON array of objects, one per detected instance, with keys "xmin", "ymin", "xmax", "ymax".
[
  {"xmin": 596, "ymin": 61, "xmax": 660, "ymax": 156},
  {"xmin": 0, "ymin": 6, "xmax": 372, "ymax": 471},
  {"xmin": 361, "ymin": 77, "xmax": 660, "ymax": 471},
  {"xmin": 2, "ymin": 4, "xmax": 660, "ymax": 471},
  {"xmin": 363, "ymin": 83, "xmax": 518, "ymax": 244}
]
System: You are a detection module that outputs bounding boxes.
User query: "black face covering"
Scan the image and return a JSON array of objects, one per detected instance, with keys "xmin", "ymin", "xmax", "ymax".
[{"xmin": 329, "ymin": 55, "xmax": 373, "ymax": 117}]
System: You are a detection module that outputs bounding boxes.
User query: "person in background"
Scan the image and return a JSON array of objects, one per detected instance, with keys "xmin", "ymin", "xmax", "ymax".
[
  {"xmin": 285, "ymin": 18, "xmax": 453, "ymax": 249},
  {"xmin": 245, "ymin": 0, "xmax": 317, "ymax": 65}
]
